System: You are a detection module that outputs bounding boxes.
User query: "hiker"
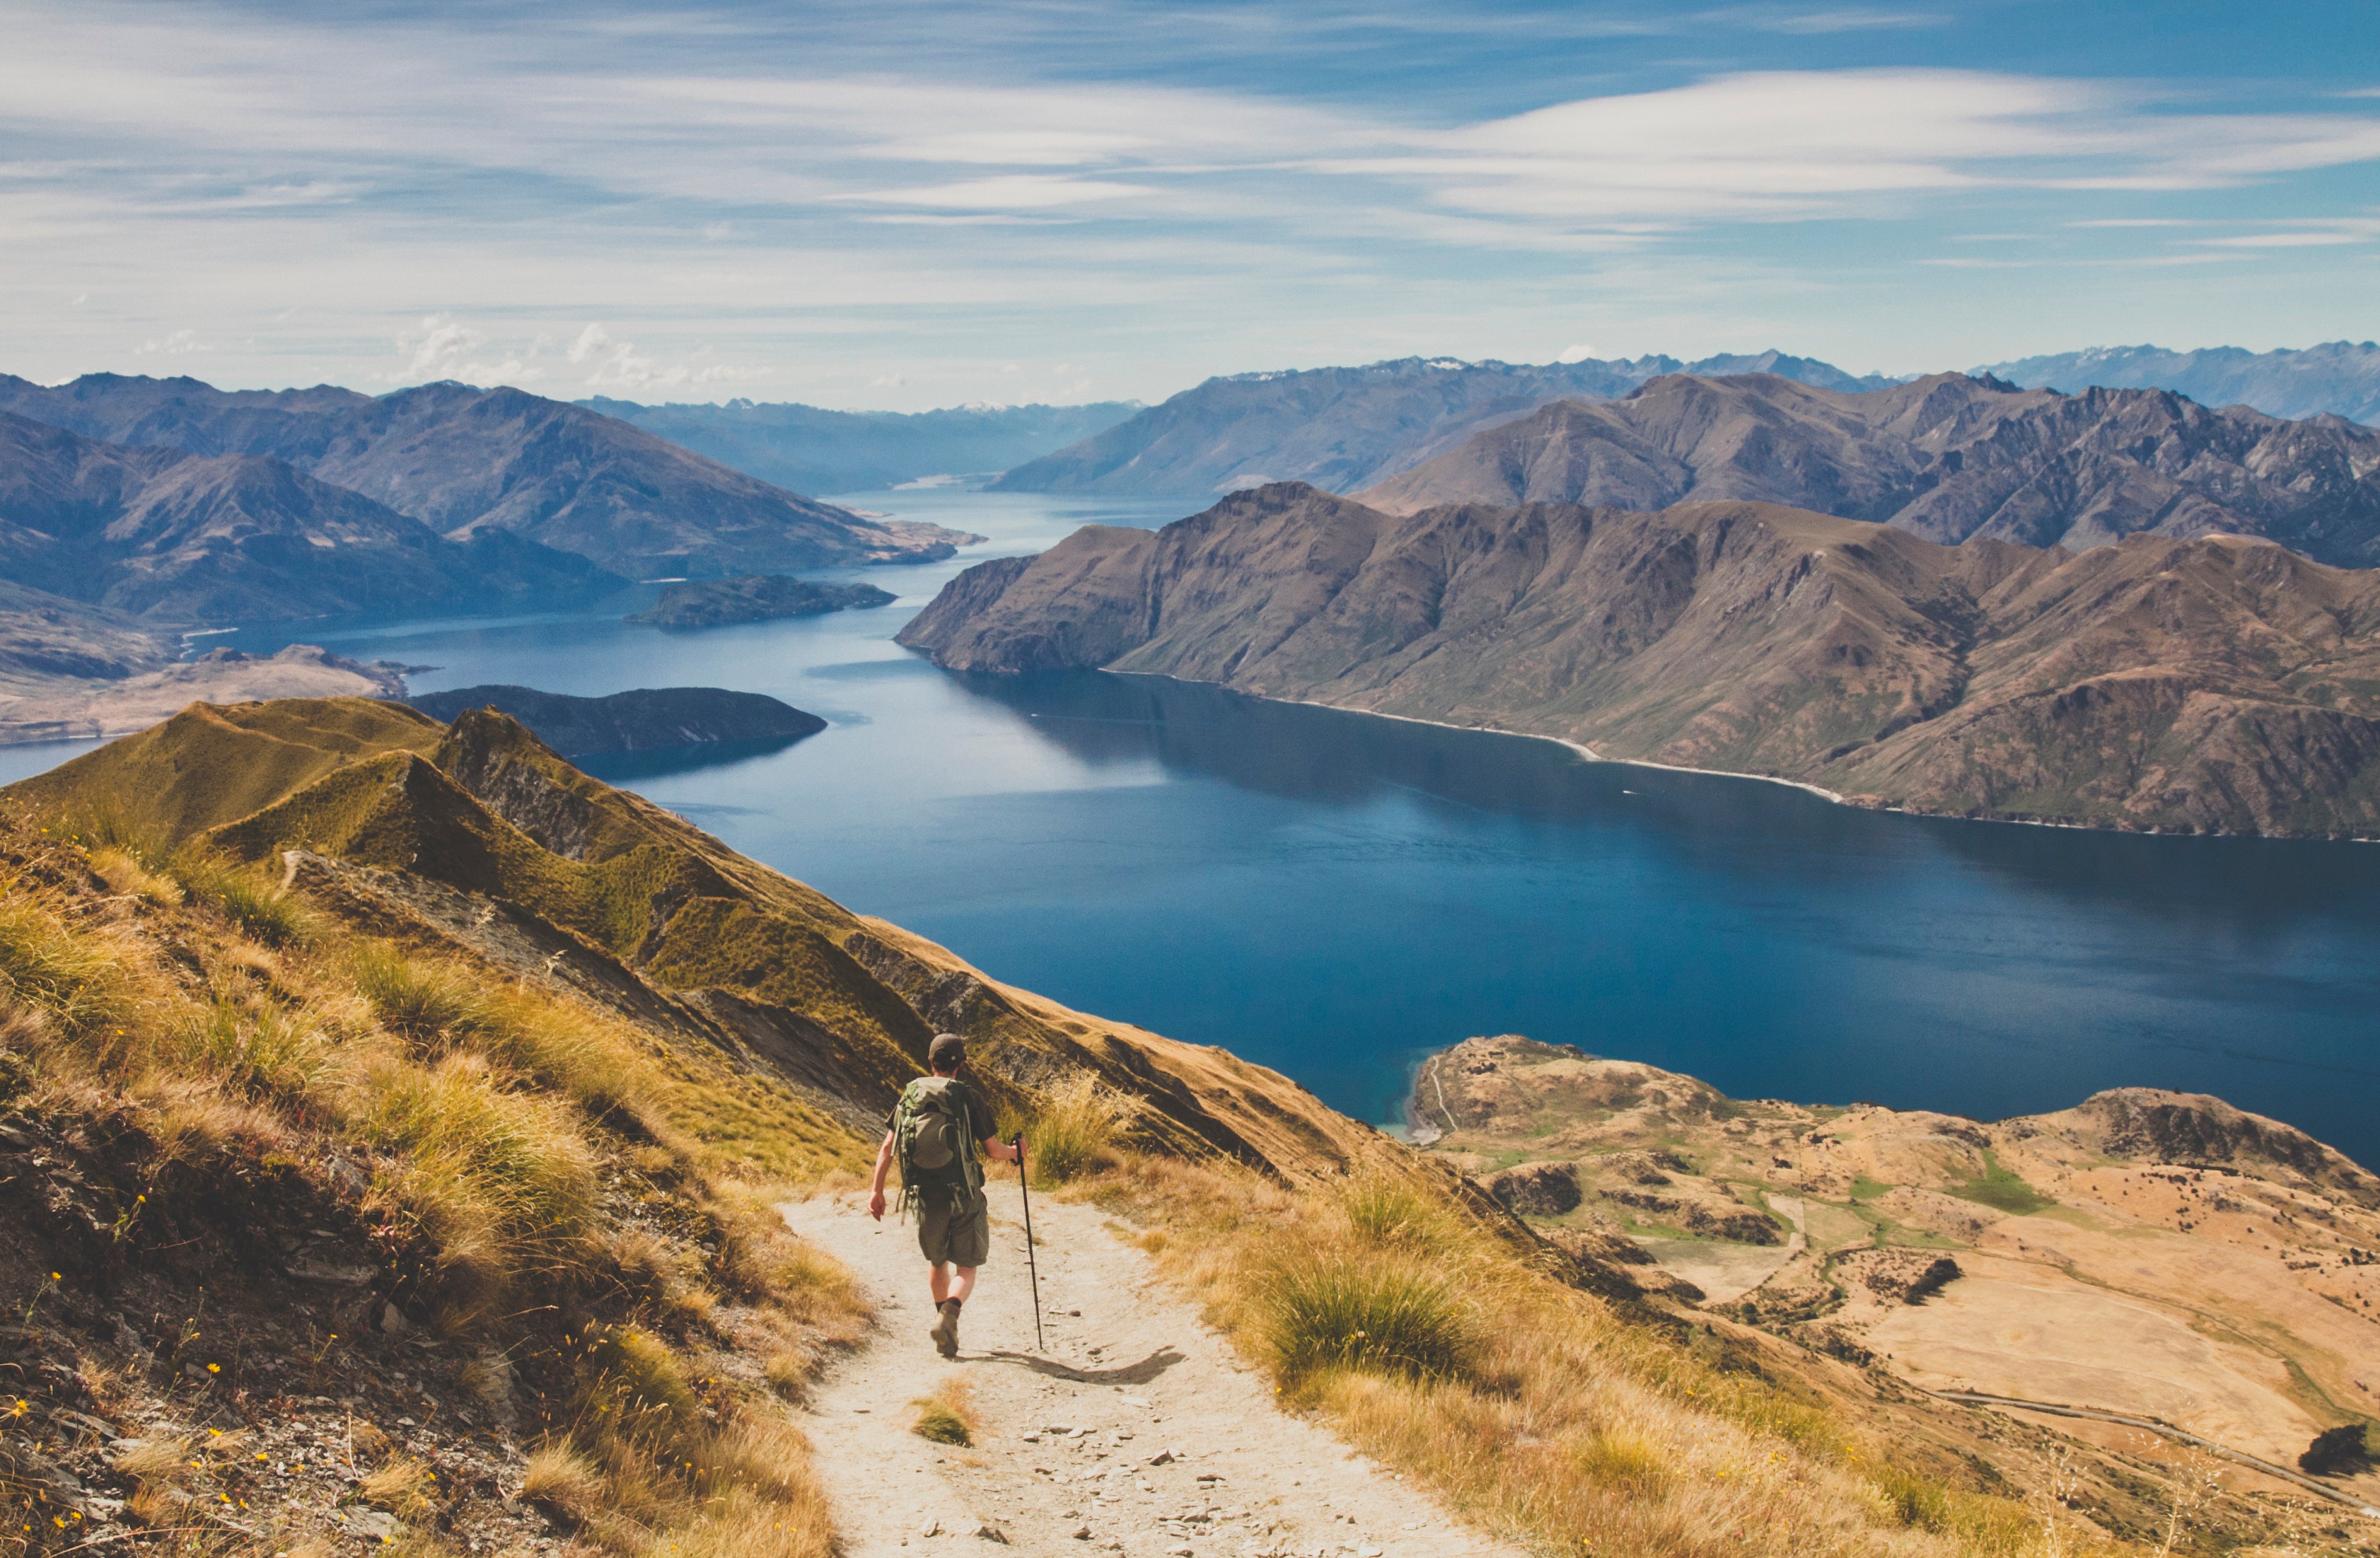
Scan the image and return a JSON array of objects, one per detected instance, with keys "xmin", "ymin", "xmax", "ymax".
[{"xmin": 868, "ymin": 1031, "xmax": 1023, "ymax": 1359}]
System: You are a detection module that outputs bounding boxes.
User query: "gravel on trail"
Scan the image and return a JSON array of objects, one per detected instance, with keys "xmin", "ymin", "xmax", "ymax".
[{"xmin": 781, "ymin": 1183, "xmax": 1527, "ymax": 1558}]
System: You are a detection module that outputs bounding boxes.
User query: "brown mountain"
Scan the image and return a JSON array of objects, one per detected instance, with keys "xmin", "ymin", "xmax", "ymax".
[
  {"xmin": 0, "ymin": 373, "xmax": 976, "ymax": 578},
  {"xmin": 898, "ymin": 482, "xmax": 2380, "ymax": 837},
  {"xmin": 1357, "ymin": 373, "xmax": 2380, "ymax": 568},
  {"xmin": 0, "ymin": 409, "xmax": 616, "ymax": 621}
]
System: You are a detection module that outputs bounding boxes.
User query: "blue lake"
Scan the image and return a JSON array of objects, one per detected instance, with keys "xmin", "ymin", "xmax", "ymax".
[{"xmin": 8, "ymin": 489, "xmax": 2377, "ymax": 1167}]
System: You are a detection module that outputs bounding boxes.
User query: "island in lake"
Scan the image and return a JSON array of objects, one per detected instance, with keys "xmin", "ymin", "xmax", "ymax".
[
  {"xmin": 626, "ymin": 573, "xmax": 896, "ymax": 629},
  {"xmin": 407, "ymin": 683, "xmax": 827, "ymax": 757}
]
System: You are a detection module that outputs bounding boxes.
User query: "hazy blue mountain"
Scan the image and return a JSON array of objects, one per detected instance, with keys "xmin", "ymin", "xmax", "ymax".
[
  {"xmin": 987, "ymin": 351, "xmax": 1901, "ymax": 496},
  {"xmin": 0, "ymin": 374, "xmax": 971, "ymax": 578},
  {"xmin": 1973, "ymin": 342, "xmax": 2380, "ymax": 425},
  {"xmin": 579, "ymin": 396, "xmax": 1140, "ymax": 493},
  {"xmin": 0, "ymin": 409, "xmax": 617, "ymax": 622}
]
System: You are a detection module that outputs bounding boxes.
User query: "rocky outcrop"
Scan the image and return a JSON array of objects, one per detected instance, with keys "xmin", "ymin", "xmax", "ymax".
[
  {"xmin": 625, "ymin": 574, "xmax": 895, "ymax": 629},
  {"xmin": 1482, "ymin": 1161, "xmax": 1581, "ymax": 1215},
  {"xmin": 2050, "ymin": 1090, "xmax": 2380, "ymax": 1209},
  {"xmin": 408, "ymin": 684, "xmax": 828, "ymax": 758},
  {"xmin": 899, "ymin": 485, "xmax": 2380, "ymax": 836}
]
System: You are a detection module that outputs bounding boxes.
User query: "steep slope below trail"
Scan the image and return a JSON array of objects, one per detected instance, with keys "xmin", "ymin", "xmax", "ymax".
[
  {"xmin": 3, "ymin": 696, "xmax": 1386, "ymax": 1179},
  {"xmin": 0, "ymin": 373, "xmax": 977, "ymax": 578},
  {"xmin": 898, "ymin": 484, "xmax": 2380, "ymax": 836},
  {"xmin": 1356, "ymin": 373, "xmax": 2380, "ymax": 568},
  {"xmin": 782, "ymin": 1183, "xmax": 1529, "ymax": 1558},
  {"xmin": 1412, "ymin": 1034, "xmax": 2380, "ymax": 1506}
]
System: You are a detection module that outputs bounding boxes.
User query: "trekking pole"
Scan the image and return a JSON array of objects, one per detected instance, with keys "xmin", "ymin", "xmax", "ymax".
[{"xmin": 1013, "ymin": 1133, "xmax": 1044, "ymax": 1352}]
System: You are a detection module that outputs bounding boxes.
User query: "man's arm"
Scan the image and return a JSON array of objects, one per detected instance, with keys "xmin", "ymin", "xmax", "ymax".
[
  {"xmin": 982, "ymin": 1135, "xmax": 1021, "ymax": 1164},
  {"xmin": 867, "ymin": 1130, "xmax": 896, "ymax": 1221}
]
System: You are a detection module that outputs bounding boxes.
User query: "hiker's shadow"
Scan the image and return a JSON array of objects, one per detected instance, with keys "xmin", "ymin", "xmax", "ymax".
[{"xmin": 980, "ymin": 1346, "xmax": 1184, "ymax": 1386}]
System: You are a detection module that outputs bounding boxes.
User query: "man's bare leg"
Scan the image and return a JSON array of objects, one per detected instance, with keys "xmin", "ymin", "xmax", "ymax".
[{"xmin": 924, "ymin": 1265, "xmax": 978, "ymax": 1305}]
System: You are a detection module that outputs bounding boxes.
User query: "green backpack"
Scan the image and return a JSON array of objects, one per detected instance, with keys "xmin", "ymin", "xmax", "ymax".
[{"xmin": 894, "ymin": 1076, "xmax": 982, "ymax": 1213}]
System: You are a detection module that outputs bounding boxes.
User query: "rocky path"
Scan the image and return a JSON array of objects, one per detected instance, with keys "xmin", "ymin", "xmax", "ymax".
[{"xmin": 780, "ymin": 1183, "xmax": 1528, "ymax": 1558}]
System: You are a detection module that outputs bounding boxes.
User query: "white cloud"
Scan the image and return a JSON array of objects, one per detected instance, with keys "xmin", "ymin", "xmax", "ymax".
[
  {"xmin": 568, "ymin": 321, "xmax": 768, "ymax": 390},
  {"xmin": 134, "ymin": 326, "xmax": 207, "ymax": 354},
  {"xmin": 844, "ymin": 174, "xmax": 1155, "ymax": 210},
  {"xmin": 2188, "ymin": 232, "xmax": 2364, "ymax": 248},
  {"xmin": 383, "ymin": 314, "xmax": 544, "ymax": 386},
  {"xmin": 1555, "ymin": 342, "xmax": 1600, "ymax": 362}
]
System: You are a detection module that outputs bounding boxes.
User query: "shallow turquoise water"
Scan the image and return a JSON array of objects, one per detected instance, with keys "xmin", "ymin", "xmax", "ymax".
[{"xmin": 9, "ymin": 489, "xmax": 2377, "ymax": 1167}]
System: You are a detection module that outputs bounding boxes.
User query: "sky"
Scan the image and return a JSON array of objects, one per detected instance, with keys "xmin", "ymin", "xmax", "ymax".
[{"xmin": 3, "ymin": 0, "xmax": 2377, "ymax": 410}]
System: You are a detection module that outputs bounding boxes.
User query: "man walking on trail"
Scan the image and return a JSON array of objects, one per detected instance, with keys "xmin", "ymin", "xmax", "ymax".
[{"xmin": 869, "ymin": 1032, "xmax": 1022, "ymax": 1359}]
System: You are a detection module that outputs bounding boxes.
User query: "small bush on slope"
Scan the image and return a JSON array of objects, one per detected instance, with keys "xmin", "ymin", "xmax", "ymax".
[
  {"xmin": 0, "ymin": 807, "xmax": 868, "ymax": 1558},
  {"xmin": 998, "ymin": 1070, "xmax": 1134, "ymax": 1187}
]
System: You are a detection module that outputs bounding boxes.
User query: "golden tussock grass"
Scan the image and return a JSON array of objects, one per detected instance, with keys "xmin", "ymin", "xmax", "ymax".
[
  {"xmin": 362, "ymin": 1455, "xmax": 442, "ymax": 1520},
  {"xmin": 1076, "ymin": 1155, "xmax": 2090, "ymax": 1558},
  {"xmin": 910, "ymin": 1377, "xmax": 978, "ymax": 1447},
  {"xmin": 999, "ymin": 1071, "xmax": 1134, "ymax": 1187},
  {"xmin": 0, "ymin": 812, "xmax": 856, "ymax": 1558}
]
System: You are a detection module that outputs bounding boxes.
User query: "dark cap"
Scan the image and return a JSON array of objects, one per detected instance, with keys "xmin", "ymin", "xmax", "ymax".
[{"xmin": 927, "ymin": 1032, "xmax": 967, "ymax": 1068}]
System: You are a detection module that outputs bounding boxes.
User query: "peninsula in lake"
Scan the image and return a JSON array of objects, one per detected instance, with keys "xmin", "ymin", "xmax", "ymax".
[{"xmin": 899, "ymin": 482, "xmax": 2380, "ymax": 837}]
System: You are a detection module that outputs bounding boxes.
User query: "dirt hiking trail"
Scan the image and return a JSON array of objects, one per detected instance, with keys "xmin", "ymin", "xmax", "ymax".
[{"xmin": 782, "ymin": 1183, "xmax": 1529, "ymax": 1558}]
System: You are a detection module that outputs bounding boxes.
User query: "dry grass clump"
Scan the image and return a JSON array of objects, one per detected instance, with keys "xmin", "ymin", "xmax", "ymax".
[
  {"xmin": 1263, "ymin": 1255, "xmax": 1479, "ymax": 1385},
  {"xmin": 522, "ymin": 1445, "xmax": 607, "ymax": 1524},
  {"xmin": 1000, "ymin": 1072, "xmax": 1134, "ymax": 1187},
  {"xmin": 352, "ymin": 1051, "xmax": 601, "ymax": 1295},
  {"xmin": 349, "ymin": 945, "xmax": 648, "ymax": 1118},
  {"xmin": 910, "ymin": 1378, "xmax": 978, "ymax": 1446},
  {"xmin": 89, "ymin": 846, "xmax": 182, "ymax": 907},
  {"xmin": 166, "ymin": 847, "xmax": 314, "ymax": 948},
  {"xmin": 361, "ymin": 1455, "xmax": 442, "ymax": 1520},
  {"xmin": 1077, "ymin": 1152, "xmax": 2076, "ymax": 1558}
]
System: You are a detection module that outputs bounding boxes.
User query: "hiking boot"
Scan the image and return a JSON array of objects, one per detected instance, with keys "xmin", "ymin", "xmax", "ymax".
[{"xmin": 929, "ymin": 1299, "xmax": 961, "ymax": 1359}]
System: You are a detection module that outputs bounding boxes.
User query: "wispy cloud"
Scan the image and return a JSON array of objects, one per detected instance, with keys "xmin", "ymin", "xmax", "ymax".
[{"xmin": 0, "ymin": 0, "xmax": 2375, "ymax": 405}]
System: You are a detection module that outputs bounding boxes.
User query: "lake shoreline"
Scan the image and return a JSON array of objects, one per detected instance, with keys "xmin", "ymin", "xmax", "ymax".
[{"xmin": 1102, "ymin": 669, "xmax": 2378, "ymax": 846}]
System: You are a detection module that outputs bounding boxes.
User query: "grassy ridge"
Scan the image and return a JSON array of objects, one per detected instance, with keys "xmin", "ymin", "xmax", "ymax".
[{"xmin": 0, "ymin": 805, "xmax": 871, "ymax": 1558}]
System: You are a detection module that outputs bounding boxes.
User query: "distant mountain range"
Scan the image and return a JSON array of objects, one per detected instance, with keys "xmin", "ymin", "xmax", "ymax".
[
  {"xmin": 0, "ymin": 374, "xmax": 972, "ymax": 582},
  {"xmin": 0, "ymin": 409, "xmax": 613, "ymax": 621},
  {"xmin": 986, "ymin": 343, "xmax": 2380, "ymax": 500},
  {"xmin": 899, "ymin": 484, "xmax": 2380, "ymax": 838},
  {"xmin": 1973, "ymin": 341, "xmax": 2380, "ymax": 425},
  {"xmin": 987, "ymin": 351, "xmax": 1895, "ymax": 497},
  {"xmin": 581, "ymin": 397, "xmax": 1140, "ymax": 494},
  {"xmin": 1357, "ymin": 372, "xmax": 2380, "ymax": 568}
]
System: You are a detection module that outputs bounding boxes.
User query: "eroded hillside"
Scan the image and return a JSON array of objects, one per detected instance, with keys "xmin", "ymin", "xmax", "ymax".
[{"xmin": 1415, "ymin": 1035, "xmax": 2380, "ymax": 1523}]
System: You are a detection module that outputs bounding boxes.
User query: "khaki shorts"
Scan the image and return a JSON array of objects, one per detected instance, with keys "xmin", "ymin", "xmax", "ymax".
[{"xmin": 917, "ymin": 1191, "xmax": 990, "ymax": 1269}]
